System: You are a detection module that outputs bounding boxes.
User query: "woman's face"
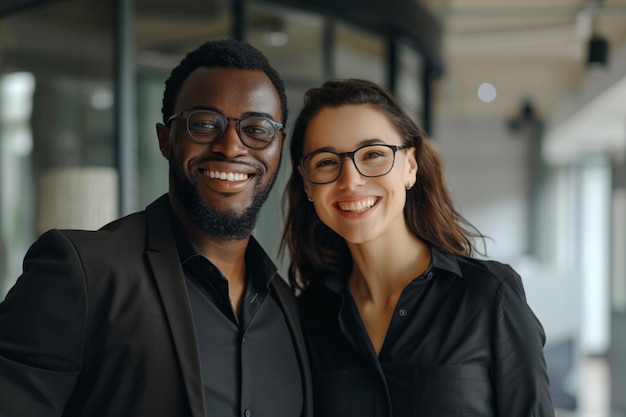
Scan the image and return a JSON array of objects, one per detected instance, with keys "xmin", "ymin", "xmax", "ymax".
[{"xmin": 299, "ymin": 104, "xmax": 417, "ymax": 245}]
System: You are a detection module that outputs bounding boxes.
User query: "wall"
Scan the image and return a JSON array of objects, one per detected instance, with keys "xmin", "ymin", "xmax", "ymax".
[{"xmin": 434, "ymin": 115, "xmax": 581, "ymax": 410}]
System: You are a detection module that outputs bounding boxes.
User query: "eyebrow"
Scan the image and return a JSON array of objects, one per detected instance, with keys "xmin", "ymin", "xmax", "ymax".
[
  {"xmin": 187, "ymin": 106, "xmax": 279, "ymax": 121},
  {"xmin": 307, "ymin": 138, "xmax": 388, "ymax": 153}
]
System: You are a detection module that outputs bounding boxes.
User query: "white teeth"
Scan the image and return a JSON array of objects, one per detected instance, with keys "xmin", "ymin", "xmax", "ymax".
[
  {"xmin": 206, "ymin": 170, "xmax": 249, "ymax": 181},
  {"xmin": 338, "ymin": 197, "xmax": 377, "ymax": 213}
]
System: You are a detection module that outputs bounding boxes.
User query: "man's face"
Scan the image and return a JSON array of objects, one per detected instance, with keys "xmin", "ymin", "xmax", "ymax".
[{"xmin": 156, "ymin": 67, "xmax": 284, "ymax": 239}]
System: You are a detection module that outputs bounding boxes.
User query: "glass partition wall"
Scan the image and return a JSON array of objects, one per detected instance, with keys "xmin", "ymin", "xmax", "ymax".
[
  {"xmin": 0, "ymin": 1, "xmax": 116, "ymax": 295},
  {"xmin": 0, "ymin": 0, "xmax": 428, "ymax": 295}
]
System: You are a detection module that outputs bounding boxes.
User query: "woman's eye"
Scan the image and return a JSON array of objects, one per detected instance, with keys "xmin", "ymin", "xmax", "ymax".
[
  {"xmin": 363, "ymin": 150, "xmax": 384, "ymax": 159},
  {"xmin": 314, "ymin": 158, "xmax": 339, "ymax": 168}
]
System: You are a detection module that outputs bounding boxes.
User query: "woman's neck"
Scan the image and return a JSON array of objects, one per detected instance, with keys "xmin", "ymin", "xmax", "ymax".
[
  {"xmin": 346, "ymin": 225, "xmax": 431, "ymax": 356},
  {"xmin": 347, "ymin": 227, "xmax": 431, "ymax": 307}
]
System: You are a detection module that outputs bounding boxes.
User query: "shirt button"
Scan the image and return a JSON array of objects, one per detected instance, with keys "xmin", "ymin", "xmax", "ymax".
[
  {"xmin": 426, "ymin": 272, "xmax": 433, "ymax": 280},
  {"xmin": 244, "ymin": 410, "xmax": 251, "ymax": 417},
  {"xmin": 398, "ymin": 308, "xmax": 408, "ymax": 317}
]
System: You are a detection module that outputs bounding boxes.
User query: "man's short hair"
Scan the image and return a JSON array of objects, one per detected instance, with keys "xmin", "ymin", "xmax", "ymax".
[{"xmin": 161, "ymin": 39, "xmax": 287, "ymax": 125}]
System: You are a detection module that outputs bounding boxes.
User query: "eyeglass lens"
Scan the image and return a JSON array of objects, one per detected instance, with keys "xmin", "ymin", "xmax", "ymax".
[
  {"xmin": 186, "ymin": 111, "xmax": 279, "ymax": 149},
  {"xmin": 302, "ymin": 144, "xmax": 399, "ymax": 184}
]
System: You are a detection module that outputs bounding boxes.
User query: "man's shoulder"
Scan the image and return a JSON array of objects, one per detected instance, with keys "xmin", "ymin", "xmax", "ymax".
[
  {"xmin": 97, "ymin": 194, "xmax": 169, "ymax": 233},
  {"xmin": 53, "ymin": 210, "xmax": 147, "ymax": 242},
  {"xmin": 30, "ymin": 213, "xmax": 147, "ymax": 264},
  {"xmin": 38, "ymin": 195, "xmax": 171, "ymax": 256},
  {"xmin": 98, "ymin": 210, "xmax": 147, "ymax": 233}
]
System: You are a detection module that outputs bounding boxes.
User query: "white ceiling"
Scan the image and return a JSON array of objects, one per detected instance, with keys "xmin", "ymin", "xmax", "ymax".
[
  {"xmin": 543, "ymin": 40, "xmax": 626, "ymax": 163},
  {"xmin": 428, "ymin": 0, "xmax": 626, "ymax": 122},
  {"xmin": 422, "ymin": 0, "xmax": 626, "ymax": 163}
]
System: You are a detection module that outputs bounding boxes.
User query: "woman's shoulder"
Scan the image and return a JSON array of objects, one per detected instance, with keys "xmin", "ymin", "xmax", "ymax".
[
  {"xmin": 461, "ymin": 256, "xmax": 518, "ymax": 280},
  {"xmin": 431, "ymin": 247, "xmax": 518, "ymax": 279},
  {"xmin": 433, "ymin": 249, "xmax": 531, "ymax": 305},
  {"xmin": 434, "ymin": 247, "xmax": 522, "ymax": 288}
]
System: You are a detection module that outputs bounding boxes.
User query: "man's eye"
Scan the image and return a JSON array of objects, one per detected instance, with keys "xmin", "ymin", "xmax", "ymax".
[
  {"xmin": 242, "ymin": 125, "xmax": 271, "ymax": 137},
  {"xmin": 192, "ymin": 121, "xmax": 218, "ymax": 129}
]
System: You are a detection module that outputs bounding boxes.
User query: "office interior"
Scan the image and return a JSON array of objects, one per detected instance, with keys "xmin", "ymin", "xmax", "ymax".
[{"xmin": 0, "ymin": 0, "xmax": 625, "ymax": 416}]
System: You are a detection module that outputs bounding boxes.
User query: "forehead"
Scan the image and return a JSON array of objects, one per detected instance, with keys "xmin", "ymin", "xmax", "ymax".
[
  {"xmin": 303, "ymin": 105, "xmax": 400, "ymax": 153},
  {"xmin": 175, "ymin": 66, "xmax": 282, "ymax": 120}
]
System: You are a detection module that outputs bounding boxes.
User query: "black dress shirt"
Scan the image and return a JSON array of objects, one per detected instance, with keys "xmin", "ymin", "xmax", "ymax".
[
  {"xmin": 298, "ymin": 246, "xmax": 554, "ymax": 417},
  {"xmin": 173, "ymin": 223, "xmax": 303, "ymax": 417}
]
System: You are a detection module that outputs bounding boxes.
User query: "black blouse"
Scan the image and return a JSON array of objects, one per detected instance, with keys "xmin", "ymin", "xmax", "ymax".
[{"xmin": 298, "ymin": 246, "xmax": 555, "ymax": 417}]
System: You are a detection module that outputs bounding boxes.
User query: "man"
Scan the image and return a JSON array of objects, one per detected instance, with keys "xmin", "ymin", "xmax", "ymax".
[{"xmin": 0, "ymin": 39, "xmax": 313, "ymax": 417}]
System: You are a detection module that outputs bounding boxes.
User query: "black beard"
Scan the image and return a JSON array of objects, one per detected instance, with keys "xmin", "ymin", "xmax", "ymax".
[{"xmin": 170, "ymin": 161, "xmax": 275, "ymax": 240}]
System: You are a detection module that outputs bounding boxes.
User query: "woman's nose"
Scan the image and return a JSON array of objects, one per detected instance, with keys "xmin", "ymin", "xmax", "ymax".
[{"xmin": 336, "ymin": 156, "xmax": 365, "ymax": 189}]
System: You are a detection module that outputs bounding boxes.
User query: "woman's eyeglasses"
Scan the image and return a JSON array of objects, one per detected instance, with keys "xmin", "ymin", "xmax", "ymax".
[{"xmin": 300, "ymin": 144, "xmax": 411, "ymax": 184}]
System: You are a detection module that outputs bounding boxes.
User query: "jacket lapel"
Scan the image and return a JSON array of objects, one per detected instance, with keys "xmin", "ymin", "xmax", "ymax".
[
  {"xmin": 144, "ymin": 195, "xmax": 205, "ymax": 417},
  {"xmin": 271, "ymin": 278, "xmax": 314, "ymax": 417}
]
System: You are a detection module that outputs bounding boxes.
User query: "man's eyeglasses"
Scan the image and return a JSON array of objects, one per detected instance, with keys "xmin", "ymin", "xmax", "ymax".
[
  {"xmin": 300, "ymin": 144, "xmax": 412, "ymax": 184},
  {"xmin": 167, "ymin": 109, "xmax": 284, "ymax": 150}
]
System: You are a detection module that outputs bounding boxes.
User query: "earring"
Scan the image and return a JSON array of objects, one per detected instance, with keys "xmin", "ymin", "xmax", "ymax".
[
  {"xmin": 405, "ymin": 182, "xmax": 414, "ymax": 190},
  {"xmin": 307, "ymin": 196, "xmax": 314, "ymax": 202}
]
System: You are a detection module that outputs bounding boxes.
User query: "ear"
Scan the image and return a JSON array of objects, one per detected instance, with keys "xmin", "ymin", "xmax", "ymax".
[
  {"xmin": 156, "ymin": 123, "xmax": 171, "ymax": 160},
  {"xmin": 404, "ymin": 147, "xmax": 418, "ymax": 184}
]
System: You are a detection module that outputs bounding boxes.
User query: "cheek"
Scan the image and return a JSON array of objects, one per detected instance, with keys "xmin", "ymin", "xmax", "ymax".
[
  {"xmin": 260, "ymin": 146, "xmax": 283, "ymax": 173},
  {"xmin": 308, "ymin": 183, "xmax": 328, "ymax": 201},
  {"xmin": 313, "ymin": 188, "xmax": 338, "ymax": 224},
  {"xmin": 385, "ymin": 176, "xmax": 407, "ymax": 207},
  {"xmin": 393, "ymin": 188, "xmax": 407, "ymax": 210},
  {"xmin": 170, "ymin": 142, "xmax": 190, "ymax": 164},
  {"xmin": 169, "ymin": 141, "xmax": 179, "ymax": 161},
  {"xmin": 170, "ymin": 140, "xmax": 205, "ymax": 174}
]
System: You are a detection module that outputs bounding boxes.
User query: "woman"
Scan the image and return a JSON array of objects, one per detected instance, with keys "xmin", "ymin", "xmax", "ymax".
[{"xmin": 281, "ymin": 78, "xmax": 554, "ymax": 417}]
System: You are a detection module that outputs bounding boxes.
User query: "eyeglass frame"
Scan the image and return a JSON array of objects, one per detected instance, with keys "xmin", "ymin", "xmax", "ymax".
[
  {"xmin": 166, "ymin": 109, "xmax": 284, "ymax": 150},
  {"xmin": 299, "ymin": 143, "xmax": 412, "ymax": 184}
]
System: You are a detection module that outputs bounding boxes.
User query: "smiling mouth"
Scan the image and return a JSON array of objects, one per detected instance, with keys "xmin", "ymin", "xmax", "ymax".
[
  {"xmin": 337, "ymin": 197, "xmax": 377, "ymax": 213},
  {"xmin": 200, "ymin": 169, "xmax": 250, "ymax": 181}
]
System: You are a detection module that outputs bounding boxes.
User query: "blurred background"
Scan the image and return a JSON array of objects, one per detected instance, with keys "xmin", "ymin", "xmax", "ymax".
[{"xmin": 0, "ymin": 0, "xmax": 624, "ymax": 415}]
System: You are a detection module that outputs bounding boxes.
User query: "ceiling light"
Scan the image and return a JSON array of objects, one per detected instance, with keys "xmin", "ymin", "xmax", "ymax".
[
  {"xmin": 587, "ymin": 34, "xmax": 609, "ymax": 68},
  {"xmin": 477, "ymin": 82, "xmax": 497, "ymax": 103}
]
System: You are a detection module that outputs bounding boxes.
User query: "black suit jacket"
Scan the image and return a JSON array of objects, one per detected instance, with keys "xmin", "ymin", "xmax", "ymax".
[{"xmin": 0, "ymin": 195, "xmax": 313, "ymax": 417}]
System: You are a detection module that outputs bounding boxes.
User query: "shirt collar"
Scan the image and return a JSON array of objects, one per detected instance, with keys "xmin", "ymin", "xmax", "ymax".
[
  {"xmin": 169, "ymin": 208, "xmax": 278, "ymax": 289},
  {"xmin": 429, "ymin": 244, "xmax": 463, "ymax": 277},
  {"xmin": 323, "ymin": 244, "xmax": 464, "ymax": 294}
]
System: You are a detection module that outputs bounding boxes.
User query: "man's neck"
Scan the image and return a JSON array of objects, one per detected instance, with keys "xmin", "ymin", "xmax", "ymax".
[
  {"xmin": 169, "ymin": 194, "xmax": 254, "ymax": 314},
  {"xmin": 187, "ymin": 221, "xmax": 251, "ymax": 318}
]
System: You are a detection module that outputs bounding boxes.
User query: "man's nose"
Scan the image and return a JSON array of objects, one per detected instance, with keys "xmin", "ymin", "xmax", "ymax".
[{"xmin": 208, "ymin": 121, "xmax": 248, "ymax": 156}]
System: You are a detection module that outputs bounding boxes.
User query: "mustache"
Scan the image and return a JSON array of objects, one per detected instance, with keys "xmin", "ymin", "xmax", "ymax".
[{"xmin": 191, "ymin": 154, "xmax": 259, "ymax": 169}]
